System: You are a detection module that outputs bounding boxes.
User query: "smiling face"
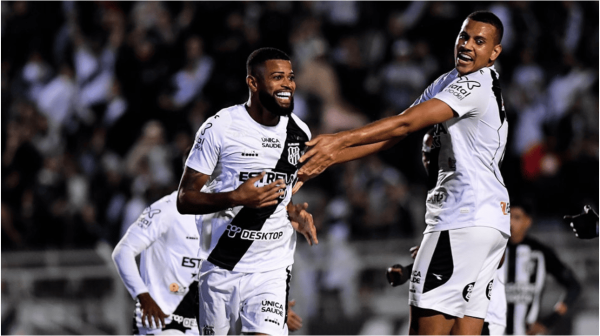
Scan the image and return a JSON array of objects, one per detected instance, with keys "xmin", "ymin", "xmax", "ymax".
[
  {"xmin": 255, "ymin": 59, "xmax": 295, "ymax": 116},
  {"xmin": 454, "ymin": 19, "xmax": 502, "ymax": 76}
]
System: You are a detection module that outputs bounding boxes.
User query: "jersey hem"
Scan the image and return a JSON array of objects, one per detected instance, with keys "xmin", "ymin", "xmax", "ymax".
[{"xmin": 408, "ymin": 300, "xmax": 464, "ymax": 318}]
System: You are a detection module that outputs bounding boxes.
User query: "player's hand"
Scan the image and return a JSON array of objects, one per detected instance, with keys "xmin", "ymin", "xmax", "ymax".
[
  {"xmin": 287, "ymin": 300, "xmax": 303, "ymax": 331},
  {"xmin": 233, "ymin": 172, "xmax": 286, "ymax": 208},
  {"xmin": 298, "ymin": 134, "xmax": 346, "ymax": 181},
  {"xmin": 526, "ymin": 321, "xmax": 548, "ymax": 335},
  {"xmin": 138, "ymin": 292, "xmax": 168, "ymax": 329},
  {"xmin": 288, "ymin": 202, "xmax": 318, "ymax": 246},
  {"xmin": 410, "ymin": 245, "xmax": 420, "ymax": 259},
  {"xmin": 386, "ymin": 264, "xmax": 410, "ymax": 287},
  {"xmin": 563, "ymin": 205, "xmax": 599, "ymax": 239}
]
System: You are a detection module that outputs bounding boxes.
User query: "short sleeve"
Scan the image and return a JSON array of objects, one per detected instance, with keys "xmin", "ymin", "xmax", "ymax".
[
  {"xmin": 125, "ymin": 201, "xmax": 171, "ymax": 247},
  {"xmin": 186, "ymin": 114, "xmax": 227, "ymax": 175},
  {"xmin": 433, "ymin": 72, "xmax": 491, "ymax": 118}
]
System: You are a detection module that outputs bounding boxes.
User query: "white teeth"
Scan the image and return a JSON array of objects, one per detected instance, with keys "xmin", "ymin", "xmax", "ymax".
[
  {"xmin": 458, "ymin": 53, "xmax": 472, "ymax": 61},
  {"xmin": 276, "ymin": 92, "xmax": 291, "ymax": 98}
]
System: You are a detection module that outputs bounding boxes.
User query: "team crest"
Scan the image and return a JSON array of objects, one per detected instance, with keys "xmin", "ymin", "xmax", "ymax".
[
  {"xmin": 486, "ymin": 279, "xmax": 494, "ymax": 300},
  {"xmin": 462, "ymin": 282, "xmax": 475, "ymax": 302},
  {"xmin": 288, "ymin": 143, "xmax": 300, "ymax": 166}
]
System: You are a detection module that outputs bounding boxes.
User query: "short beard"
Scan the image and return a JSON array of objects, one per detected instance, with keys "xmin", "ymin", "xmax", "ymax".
[{"xmin": 259, "ymin": 90, "xmax": 294, "ymax": 116}]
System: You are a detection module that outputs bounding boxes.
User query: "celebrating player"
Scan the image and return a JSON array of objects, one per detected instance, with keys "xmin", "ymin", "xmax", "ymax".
[
  {"xmin": 177, "ymin": 47, "xmax": 317, "ymax": 335},
  {"xmin": 298, "ymin": 11, "xmax": 509, "ymax": 335},
  {"xmin": 112, "ymin": 151, "xmax": 202, "ymax": 335}
]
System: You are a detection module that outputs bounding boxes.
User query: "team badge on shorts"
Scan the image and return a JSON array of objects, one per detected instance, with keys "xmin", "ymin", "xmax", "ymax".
[
  {"xmin": 486, "ymin": 279, "xmax": 494, "ymax": 300},
  {"xmin": 169, "ymin": 283, "xmax": 180, "ymax": 292},
  {"xmin": 462, "ymin": 282, "xmax": 475, "ymax": 302},
  {"xmin": 203, "ymin": 325, "xmax": 215, "ymax": 335}
]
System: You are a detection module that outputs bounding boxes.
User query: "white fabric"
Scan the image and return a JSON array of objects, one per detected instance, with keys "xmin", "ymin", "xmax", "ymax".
[
  {"xmin": 198, "ymin": 261, "xmax": 291, "ymax": 336},
  {"xmin": 411, "ymin": 66, "xmax": 510, "ymax": 236},
  {"xmin": 112, "ymin": 191, "xmax": 201, "ymax": 315},
  {"xmin": 408, "ymin": 227, "xmax": 508, "ymax": 318},
  {"xmin": 485, "ymin": 261, "xmax": 507, "ymax": 327},
  {"xmin": 186, "ymin": 104, "xmax": 311, "ymax": 273}
]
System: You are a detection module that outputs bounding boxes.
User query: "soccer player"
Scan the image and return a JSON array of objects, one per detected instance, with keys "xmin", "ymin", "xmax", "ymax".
[
  {"xmin": 112, "ymin": 172, "xmax": 202, "ymax": 334},
  {"xmin": 504, "ymin": 203, "xmax": 581, "ymax": 335},
  {"xmin": 177, "ymin": 47, "xmax": 317, "ymax": 335},
  {"xmin": 298, "ymin": 11, "xmax": 509, "ymax": 335}
]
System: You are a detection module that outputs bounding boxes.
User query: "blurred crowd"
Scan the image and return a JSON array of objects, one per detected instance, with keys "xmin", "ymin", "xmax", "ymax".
[{"xmin": 2, "ymin": 1, "xmax": 598, "ymax": 253}]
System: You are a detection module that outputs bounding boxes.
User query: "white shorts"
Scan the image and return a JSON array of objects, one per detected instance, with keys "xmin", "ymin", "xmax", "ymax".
[
  {"xmin": 408, "ymin": 226, "xmax": 508, "ymax": 319},
  {"xmin": 198, "ymin": 261, "xmax": 291, "ymax": 335}
]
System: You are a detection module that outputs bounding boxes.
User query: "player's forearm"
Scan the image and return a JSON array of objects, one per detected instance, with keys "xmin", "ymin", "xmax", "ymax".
[
  {"xmin": 338, "ymin": 114, "xmax": 412, "ymax": 148},
  {"xmin": 177, "ymin": 188, "xmax": 239, "ymax": 214},
  {"xmin": 336, "ymin": 138, "xmax": 405, "ymax": 164},
  {"xmin": 112, "ymin": 240, "xmax": 149, "ymax": 299}
]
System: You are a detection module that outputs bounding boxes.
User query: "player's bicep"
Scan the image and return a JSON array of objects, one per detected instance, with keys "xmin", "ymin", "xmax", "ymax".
[
  {"xmin": 398, "ymin": 99, "xmax": 456, "ymax": 134},
  {"xmin": 179, "ymin": 166, "xmax": 211, "ymax": 194}
]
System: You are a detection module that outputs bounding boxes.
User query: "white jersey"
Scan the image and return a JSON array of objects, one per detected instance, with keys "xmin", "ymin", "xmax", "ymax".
[
  {"xmin": 411, "ymin": 66, "xmax": 510, "ymax": 236},
  {"xmin": 112, "ymin": 191, "xmax": 201, "ymax": 316},
  {"xmin": 186, "ymin": 104, "xmax": 311, "ymax": 273}
]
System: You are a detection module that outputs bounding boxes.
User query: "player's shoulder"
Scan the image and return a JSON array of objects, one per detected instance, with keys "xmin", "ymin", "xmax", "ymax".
[
  {"xmin": 148, "ymin": 191, "xmax": 179, "ymax": 217},
  {"xmin": 459, "ymin": 66, "xmax": 496, "ymax": 88},
  {"xmin": 197, "ymin": 105, "xmax": 240, "ymax": 135},
  {"xmin": 289, "ymin": 113, "xmax": 312, "ymax": 139}
]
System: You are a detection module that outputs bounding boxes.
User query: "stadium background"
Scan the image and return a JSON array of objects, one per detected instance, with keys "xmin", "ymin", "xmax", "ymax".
[{"xmin": 1, "ymin": 1, "xmax": 598, "ymax": 334}]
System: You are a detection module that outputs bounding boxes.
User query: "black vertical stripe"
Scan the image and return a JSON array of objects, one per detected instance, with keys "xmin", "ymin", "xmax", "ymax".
[
  {"xmin": 490, "ymin": 70, "xmax": 505, "ymax": 124},
  {"xmin": 506, "ymin": 245, "xmax": 516, "ymax": 335},
  {"xmin": 423, "ymin": 230, "xmax": 454, "ymax": 293},
  {"xmin": 208, "ymin": 117, "xmax": 309, "ymax": 270},
  {"xmin": 132, "ymin": 308, "xmax": 139, "ymax": 335},
  {"xmin": 283, "ymin": 266, "xmax": 292, "ymax": 328}
]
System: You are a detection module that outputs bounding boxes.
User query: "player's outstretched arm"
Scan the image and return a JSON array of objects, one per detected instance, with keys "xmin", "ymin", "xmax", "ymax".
[
  {"xmin": 177, "ymin": 167, "xmax": 286, "ymax": 214},
  {"xmin": 299, "ymin": 99, "xmax": 455, "ymax": 181},
  {"xmin": 287, "ymin": 201, "xmax": 318, "ymax": 246},
  {"xmin": 563, "ymin": 205, "xmax": 599, "ymax": 239},
  {"xmin": 292, "ymin": 137, "xmax": 403, "ymax": 194}
]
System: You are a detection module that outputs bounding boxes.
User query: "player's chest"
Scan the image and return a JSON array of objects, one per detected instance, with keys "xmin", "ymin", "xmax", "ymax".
[
  {"xmin": 220, "ymin": 129, "xmax": 305, "ymax": 169},
  {"xmin": 163, "ymin": 220, "xmax": 201, "ymax": 254}
]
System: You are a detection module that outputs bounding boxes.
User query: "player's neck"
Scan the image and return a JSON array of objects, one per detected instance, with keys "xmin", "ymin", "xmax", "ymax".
[{"xmin": 245, "ymin": 100, "xmax": 280, "ymax": 127}]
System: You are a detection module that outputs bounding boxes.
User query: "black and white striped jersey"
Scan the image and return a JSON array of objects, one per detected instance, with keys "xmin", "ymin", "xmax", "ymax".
[
  {"xmin": 411, "ymin": 66, "xmax": 510, "ymax": 236},
  {"xmin": 504, "ymin": 237, "xmax": 581, "ymax": 335},
  {"xmin": 186, "ymin": 104, "xmax": 311, "ymax": 273}
]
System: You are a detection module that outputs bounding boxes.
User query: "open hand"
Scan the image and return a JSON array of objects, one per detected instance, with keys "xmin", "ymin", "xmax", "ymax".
[
  {"xmin": 287, "ymin": 300, "xmax": 303, "ymax": 331},
  {"xmin": 288, "ymin": 202, "xmax": 318, "ymax": 246},
  {"xmin": 234, "ymin": 172, "xmax": 286, "ymax": 208},
  {"xmin": 138, "ymin": 292, "xmax": 168, "ymax": 329},
  {"xmin": 298, "ymin": 134, "xmax": 346, "ymax": 183}
]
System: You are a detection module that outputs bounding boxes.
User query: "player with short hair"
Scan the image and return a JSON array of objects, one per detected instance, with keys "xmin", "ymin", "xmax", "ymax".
[
  {"xmin": 177, "ymin": 47, "xmax": 317, "ymax": 335},
  {"xmin": 504, "ymin": 202, "xmax": 581, "ymax": 335},
  {"xmin": 112, "ymin": 150, "xmax": 202, "ymax": 335},
  {"xmin": 298, "ymin": 11, "xmax": 509, "ymax": 335}
]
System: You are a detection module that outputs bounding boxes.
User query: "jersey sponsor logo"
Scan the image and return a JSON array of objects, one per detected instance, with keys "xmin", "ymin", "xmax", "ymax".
[
  {"xmin": 505, "ymin": 283, "xmax": 535, "ymax": 304},
  {"xmin": 456, "ymin": 77, "xmax": 481, "ymax": 90},
  {"xmin": 262, "ymin": 137, "xmax": 282, "ymax": 148},
  {"xmin": 261, "ymin": 300, "xmax": 284, "ymax": 317},
  {"xmin": 224, "ymin": 224, "xmax": 284, "ymax": 241},
  {"xmin": 171, "ymin": 314, "xmax": 197, "ymax": 329},
  {"xmin": 201, "ymin": 123, "xmax": 213, "ymax": 135},
  {"xmin": 169, "ymin": 282, "xmax": 187, "ymax": 295},
  {"xmin": 181, "ymin": 257, "xmax": 202, "ymax": 268},
  {"xmin": 486, "ymin": 279, "xmax": 494, "ymax": 300},
  {"xmin": 432, "ymin": 273, "xmax": 443, "ymax": 281},
  {"xmin": 135, "ymin": 207, "xmax": 161, "ymax": 228},
  {"xmin": 239, "ymin": 171, "xmax": 295, "ymax": 185},
  {"xmin": 500, "ymin": 201, "xmax": 510, "ymax": 215},
  {"xmin": 203, "ymin": 325, "xmax": 215, "ymax": 335},
  {"xmin": 427, "ymin": 191, "xmax": 446, "ymax": 205},
  {"xmin": 186, "ymin": 236, "xmax": 199, "ymax": 240},
  {"xmin": 411, "ymin": 270, "xmax": 422, "ymax": 284},
  {"xmin": 287, "ymin": 143, "xmax": 301, "ymax": 166},
  {"xmin": 225, "ymin": 224, "xmax": 242, "ymax": 238},
  {"xmin": 193, "ymin": 136, "xmax": 205, "ymax": 151},
  {"xmin": 462, "ymin": 282, "xmax": 475, "ymax": 302},
  {"xmin": 264, "ymin": 318, "xmax": 281, "ymax": 326}
]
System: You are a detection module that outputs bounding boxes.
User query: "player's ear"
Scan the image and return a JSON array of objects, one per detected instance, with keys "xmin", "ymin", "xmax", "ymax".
[
  {"xmin": 246, "ymin": 75, "xmax": 259, "ymax": 93},
  {"xmin": 490, "ymin": 43, "xmax": 502, "ymax": 63}
]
